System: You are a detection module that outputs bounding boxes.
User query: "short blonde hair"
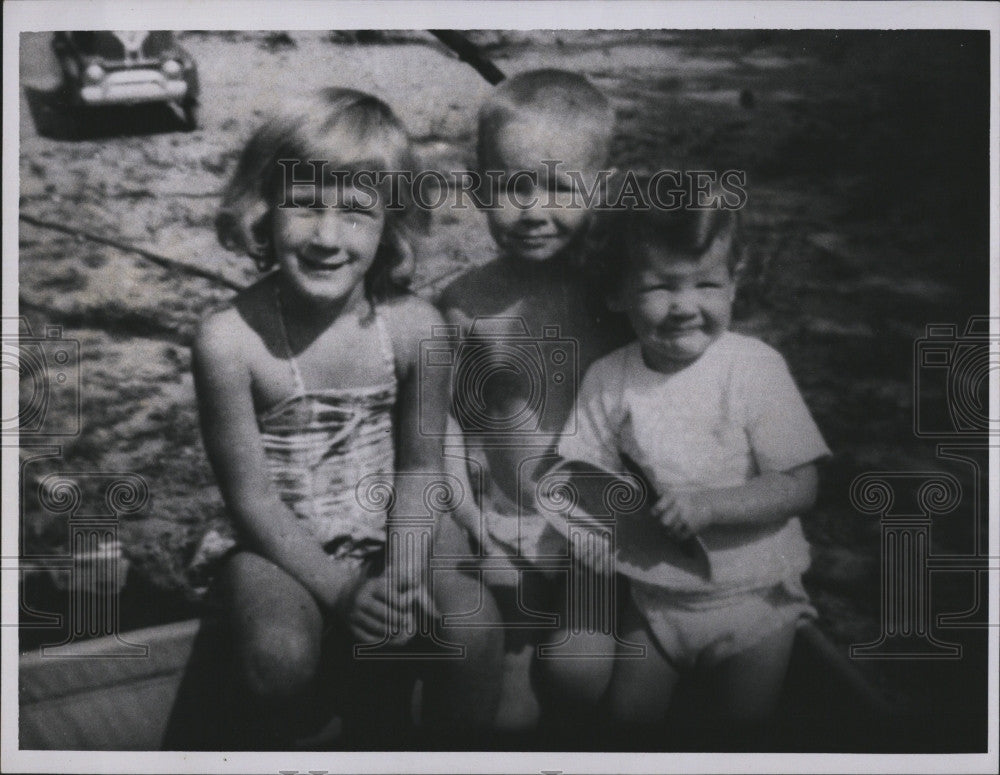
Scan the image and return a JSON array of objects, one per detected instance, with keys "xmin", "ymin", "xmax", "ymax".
[
  {"xmin": 477, "ymin": 69, "xmax": 615, "ymax": 169},
  {"xmin": 216, "ymin": 88, "xmax": 423, "ymax": 299}
]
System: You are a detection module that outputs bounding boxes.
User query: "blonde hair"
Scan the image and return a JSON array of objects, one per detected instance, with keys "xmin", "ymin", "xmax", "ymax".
[
  {"xmin": 477, "ymin": 69, "xmax": 615, "ymax": 169},
  {"xmin": 216, "ymin": 88, "xmax": 423, "ymax": 299}
]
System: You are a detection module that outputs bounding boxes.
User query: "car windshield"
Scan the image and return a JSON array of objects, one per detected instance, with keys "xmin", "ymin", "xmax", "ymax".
[
  {"xmin": 69, "ymin": 32, "xmax": 126, "ymax": 60},
  {"xmin": 67, "ymin": 31, "xmax": 175, "ymax": 61},
  {"xmin": 141, "ymin": 32, "xmax": 175, "ymax": 58}
]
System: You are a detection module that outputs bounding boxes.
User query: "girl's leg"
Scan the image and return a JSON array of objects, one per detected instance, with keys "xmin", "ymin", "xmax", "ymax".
[
  {"xmin": 603, "ymin": 601, "xmax": 681, "ymax": 746},
  {"xmin": 220, "ymin": 550, "xmax": 324, "ymax": 747},
  {"xmin": 420, "ymin": 517, "xmax": 504, "ymax": 744}
]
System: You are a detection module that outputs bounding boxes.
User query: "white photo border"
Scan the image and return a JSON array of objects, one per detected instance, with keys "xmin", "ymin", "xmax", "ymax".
[{"xmin": 3, "ymin": 1, "xmax": 998, "ymax": 773}]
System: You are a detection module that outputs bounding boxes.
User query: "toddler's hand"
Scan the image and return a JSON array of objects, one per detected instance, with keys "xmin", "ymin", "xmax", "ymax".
[{"xmin": 653, "ymin": 489, "xmax": 712, "ymax": 540}]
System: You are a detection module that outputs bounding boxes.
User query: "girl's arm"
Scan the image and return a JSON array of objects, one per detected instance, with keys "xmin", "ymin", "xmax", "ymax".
[
  {"xmin": 656, "ymin": 463, "xmax": 819, "ymax": 539},
  {"xmin": 192, "ymin": 310, "xmax": 358, "ymax": 613},
  {"xmin": 380, "ymin": 297, "xmax": 454, "ymax": 620},
  {"xmin": 387, "ymin": 297, "xmax": 452, "ymax": 524},
  {"xmin": 438, "ymin": 302, "xmax": 492, "ymax": 539}
]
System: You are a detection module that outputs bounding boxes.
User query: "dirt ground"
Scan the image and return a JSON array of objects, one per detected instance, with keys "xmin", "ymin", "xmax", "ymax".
[{"xmin": 15, "ymin": 30, "xmax": 991, "ymax": 745}]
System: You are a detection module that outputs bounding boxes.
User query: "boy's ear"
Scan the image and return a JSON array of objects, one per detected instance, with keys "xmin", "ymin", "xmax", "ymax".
[
  {"xmin": 246, "ymin": 202, "xmax": 272, "ymax": 269},
  {"xmin": 731, "ymin": 250, "xmax": 748, "ymax": 284}
]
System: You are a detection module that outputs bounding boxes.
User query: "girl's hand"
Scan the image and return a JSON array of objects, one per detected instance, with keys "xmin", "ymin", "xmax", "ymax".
[
  {"xmin": 338, "ymin": 571, "xmax": 414, "ymax": 647},
  {"xmin": 652, "ymin": 489, "xmax": 713, "ymax": 540}
]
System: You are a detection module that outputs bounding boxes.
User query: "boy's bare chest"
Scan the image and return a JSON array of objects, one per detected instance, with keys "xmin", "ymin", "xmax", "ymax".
[
  {"xmin": 495, "ymin": 295, "xmax": 623, "ymax": 368},
  {"xmin": 458, "ymin": 296, "xmax": 623, "ymax": 420}
]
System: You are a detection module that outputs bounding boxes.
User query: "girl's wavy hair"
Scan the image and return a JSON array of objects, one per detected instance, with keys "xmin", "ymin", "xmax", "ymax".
[
  {"xmin": 583, "ymin": 173, "xmax": 744, "ymax": 298},
  {"xmin": 216, "ymin": 88, "xmax": 426, "ymax": 301}
]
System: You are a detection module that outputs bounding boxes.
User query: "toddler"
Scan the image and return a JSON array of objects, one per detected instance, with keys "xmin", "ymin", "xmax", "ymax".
[{"xmin": 558, "ymin": 200, "xmax": 831, "ymax": 738}]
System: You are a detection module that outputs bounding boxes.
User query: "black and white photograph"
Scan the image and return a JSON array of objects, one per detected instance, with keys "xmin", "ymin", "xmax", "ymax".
[{"xmin": 3, "ymin": 1, "xmax": 998, "ymax": 773}]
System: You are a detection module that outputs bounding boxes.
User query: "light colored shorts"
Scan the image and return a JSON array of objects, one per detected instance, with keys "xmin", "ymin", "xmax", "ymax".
[
  {"xmin": 630, "ymin": 577, "xmax": 816, "ymax": 669},
  {"xmin": 467, "ymin": 509, "xmax": 565, "ymax": 587}
]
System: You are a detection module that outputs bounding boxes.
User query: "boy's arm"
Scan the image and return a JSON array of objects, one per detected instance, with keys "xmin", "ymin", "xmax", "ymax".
[
  {"xmin": 192, "ymin": 312, "xmax": 358, "ymax": 613},
  {"xmin": 555, "ymin": 354, "xmax": 624, "ymax": 474}
]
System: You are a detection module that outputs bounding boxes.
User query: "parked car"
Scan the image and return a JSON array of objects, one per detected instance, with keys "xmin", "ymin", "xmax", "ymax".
[{"xmin": 51, "ymin": 31, "xmax": 200, "ymax": 131}]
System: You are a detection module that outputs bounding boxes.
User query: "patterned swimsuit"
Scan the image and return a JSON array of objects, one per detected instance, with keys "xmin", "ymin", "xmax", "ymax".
[
  {"xmin": 192, "ymin": 295, "xmax": 398, "ymax": 577},
  {"xmin": 259, "ymin": 295, "xmax": 397, "ymax": 558}
]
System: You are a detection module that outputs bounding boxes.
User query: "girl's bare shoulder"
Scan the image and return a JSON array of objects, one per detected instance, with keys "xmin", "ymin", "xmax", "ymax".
[{"xmin": 193, "ymin": 278, "xmax": 275, "ymax": 367}]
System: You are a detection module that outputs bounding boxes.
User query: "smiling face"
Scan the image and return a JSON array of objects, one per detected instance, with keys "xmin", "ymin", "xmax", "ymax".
[
  {"xmin": 482, "ymin": 118, "xmax": 608, "ymax": 264},
  {"xmin": 271, "ymin": 180, "xmax": 385, "ymax": 308},
  {"xmin": 617, "ymin": 231, "xmax": 737, "ymax": 373}
]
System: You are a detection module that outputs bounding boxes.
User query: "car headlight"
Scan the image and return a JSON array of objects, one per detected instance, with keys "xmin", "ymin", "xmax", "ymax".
[
  {"xmin": 84, "ymin": 63, "xmax": 104, "ymax": 84},
  {"xmin": 162, "ymin": 59, "xmax": 182, "ymax": 78}
]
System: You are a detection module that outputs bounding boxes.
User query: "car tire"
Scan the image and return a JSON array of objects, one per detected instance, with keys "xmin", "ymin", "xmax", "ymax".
[
  {"xmin": 57, "ymin": 93, "xmax": 83, "ymax": 141},
  {"xmin": 181, "ymin": 99, "xmax": 199, "ymax": 132}
]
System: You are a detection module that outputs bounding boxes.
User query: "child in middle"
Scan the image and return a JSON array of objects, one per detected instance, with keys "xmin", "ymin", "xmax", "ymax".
[{"xmin": 437, "ymin": 69, "xmax": 629, "ymax": 731}]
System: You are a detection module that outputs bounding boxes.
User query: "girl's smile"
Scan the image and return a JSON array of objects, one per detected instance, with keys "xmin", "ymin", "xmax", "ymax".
[
  {"xmin": 272, "ymin": 182, "xmax": 385, "ymax": 307},
  {"xmin": 297, "ymin": 247, "xmax": 355, "ymax": 272}
]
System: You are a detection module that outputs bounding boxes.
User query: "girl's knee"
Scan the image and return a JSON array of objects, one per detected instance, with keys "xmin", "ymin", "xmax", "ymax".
[{"xmin": 242, "ymin": 628, "xmax": 320, "ymax": 700}]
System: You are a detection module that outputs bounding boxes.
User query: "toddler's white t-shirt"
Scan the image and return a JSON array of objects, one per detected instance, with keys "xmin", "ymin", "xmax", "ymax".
[{"xmin": 558, "ymin": 332, "xmax": 831, "ymax": 592}]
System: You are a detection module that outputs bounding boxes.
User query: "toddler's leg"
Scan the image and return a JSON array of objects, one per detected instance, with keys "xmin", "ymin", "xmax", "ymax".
[
  {"xmin": 420, "ymin": 516, "xmax": 504, "ymax": 744},
  {"xmin": 707, "ymin": 619, "xmax": 796, "ymax": 729},
  {"xmin": 603, "ymin": 601, "xmax": 680, "ymax": 745},
  {"xmin": 220, "ymin": 550, "xmax": 324, "ymax": 747}
]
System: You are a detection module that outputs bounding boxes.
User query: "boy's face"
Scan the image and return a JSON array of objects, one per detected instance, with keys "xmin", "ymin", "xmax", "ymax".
[
  {"xmin": 482, "ymin": 118, "xmax": 607, "ymax": 264},
  {"xmin": 617, "ymin": 232, "xmax": 736, "ymax": 372}
]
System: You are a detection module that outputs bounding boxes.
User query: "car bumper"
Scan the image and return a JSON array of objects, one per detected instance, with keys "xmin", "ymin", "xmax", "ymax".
[{"xmin": 79, "ymin": 71, "xmax": 188, "ymax": 106}]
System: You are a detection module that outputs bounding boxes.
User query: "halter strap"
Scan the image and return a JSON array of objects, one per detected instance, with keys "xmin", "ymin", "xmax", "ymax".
[
  {"xmin": 274, "ymin": 287, "xmax": 308, "ymax": 395},
  {"xmin": 274, "ymin": 287, "xmax": 397, "ymax": 394}
]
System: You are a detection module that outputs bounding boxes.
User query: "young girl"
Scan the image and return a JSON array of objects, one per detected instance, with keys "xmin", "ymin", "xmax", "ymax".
[
  {"xmin": 194, "ymin": 88, "xmax": 496, "ymax": 747},
  {"xmin": 556, "ymin": 201, "xmax": 831, "ymax": 744}
]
